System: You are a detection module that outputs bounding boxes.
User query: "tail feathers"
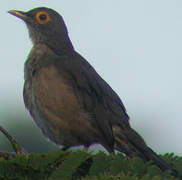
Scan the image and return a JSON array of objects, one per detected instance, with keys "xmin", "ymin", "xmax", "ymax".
[{"xmin": 113, "ymin": 126, "xmax": 178, "ymax": 176}]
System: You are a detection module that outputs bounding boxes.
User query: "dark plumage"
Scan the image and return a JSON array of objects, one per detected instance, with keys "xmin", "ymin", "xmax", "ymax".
[{"xmin": 8, "ymin": 7, "xmax": 177, "ymax": 174}]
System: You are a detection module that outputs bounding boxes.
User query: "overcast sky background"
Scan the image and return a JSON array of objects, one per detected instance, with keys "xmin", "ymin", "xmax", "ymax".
[{"xmin": 0, "ymin": 0, "xmax": 182, "ymax": 155}]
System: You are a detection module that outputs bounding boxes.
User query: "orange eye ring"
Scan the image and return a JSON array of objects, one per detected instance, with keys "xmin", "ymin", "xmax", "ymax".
[{"xmin": 36, "ymin": 11, "xmax": 51, "ymax": 24}]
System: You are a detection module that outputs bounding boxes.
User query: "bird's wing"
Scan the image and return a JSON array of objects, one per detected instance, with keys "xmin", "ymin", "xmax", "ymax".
[
  {"xmin": 56, "ymin": 52, "xmax": 129, "ymax": 123},
  {"xmin": 54, "ymin": 52, "xmax": 130, "ymax": 145}
]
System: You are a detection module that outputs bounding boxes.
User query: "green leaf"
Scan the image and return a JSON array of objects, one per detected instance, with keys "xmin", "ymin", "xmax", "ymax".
[
  {"xmin": 48, "ymin": 151, "xmax": 90, "ymax": 180},
  {"xmin": 89, "ymin": 151, "xmax": 112, "ymax": 176}
]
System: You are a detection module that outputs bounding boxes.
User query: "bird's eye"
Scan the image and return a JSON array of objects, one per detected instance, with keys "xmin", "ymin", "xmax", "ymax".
[
  {"xmin": 36, "ymin": 11, "xmax": 51, "ymax": 24},
  {"xmin": 39, "ymin": 14, "xmax": 47, "ymax": 20}
]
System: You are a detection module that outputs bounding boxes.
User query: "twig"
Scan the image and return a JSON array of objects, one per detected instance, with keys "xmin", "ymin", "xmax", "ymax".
[{"xmin": 0, "ymin": 125, "xmax": 28, "ymax": 155}]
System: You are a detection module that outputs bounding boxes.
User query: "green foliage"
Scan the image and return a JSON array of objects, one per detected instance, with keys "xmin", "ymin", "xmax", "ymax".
[
  {"xmin": 0, "ymin": 151, "xmax": 181, "ymax": 180},
  {"xmin": 89, "ymin": 151, "xmax": 112, "ymax": 176},
  {"xmin": 49, "ymin": 151, "xmax": 91, "ymax": 180}
]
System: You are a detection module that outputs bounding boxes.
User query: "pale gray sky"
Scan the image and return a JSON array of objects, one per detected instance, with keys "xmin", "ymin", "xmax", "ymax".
[{"xmin": 1, "ymin": 0, "xmax": 182, "ymax": 155}]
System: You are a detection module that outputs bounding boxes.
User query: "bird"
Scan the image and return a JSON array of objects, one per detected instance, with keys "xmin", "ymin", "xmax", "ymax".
[{"xmin": 8, "ymin": 7, "xmax": 176, "ymax": 174}]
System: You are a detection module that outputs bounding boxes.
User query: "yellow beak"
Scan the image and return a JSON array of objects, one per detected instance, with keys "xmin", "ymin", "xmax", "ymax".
[{"xmin": 8, "ymin": 10, "xmax": 28, "ymax": 21}]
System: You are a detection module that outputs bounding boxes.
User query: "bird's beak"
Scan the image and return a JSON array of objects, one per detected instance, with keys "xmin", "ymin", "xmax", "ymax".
[{"xmin": 8, "ymin": 10, "xmax": 28, "ymax": 21}]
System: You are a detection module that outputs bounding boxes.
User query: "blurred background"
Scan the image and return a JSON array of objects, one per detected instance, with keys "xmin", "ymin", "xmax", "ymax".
[{"xmin": 0, "ymin": 0, "xmax": 182, "ymax": 155}]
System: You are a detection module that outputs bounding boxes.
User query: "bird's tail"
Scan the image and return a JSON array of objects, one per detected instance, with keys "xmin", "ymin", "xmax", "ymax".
[{"xmin": 112, "ymin": 125, "xmax": 178, "ymax": 176}]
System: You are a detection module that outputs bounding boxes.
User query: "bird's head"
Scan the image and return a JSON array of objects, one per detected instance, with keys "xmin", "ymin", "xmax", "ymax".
[{"xmin": 8, "ymin": 7, "xmax": 74, "ymax": 53}]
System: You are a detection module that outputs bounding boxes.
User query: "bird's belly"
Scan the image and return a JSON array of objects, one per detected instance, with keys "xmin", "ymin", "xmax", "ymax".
[
  {"xmin": 29, "ymin": 66, "xmax": 98, "ymax": 147},
  {"xmin": 33, "ymin": 107, "xmax": 95, "ymax": 147}
]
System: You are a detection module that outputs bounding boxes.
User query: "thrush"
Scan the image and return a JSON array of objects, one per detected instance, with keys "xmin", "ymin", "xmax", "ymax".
[{"xmin": 8, "ymin": 7, "xmax": 177, "ymax": 174}]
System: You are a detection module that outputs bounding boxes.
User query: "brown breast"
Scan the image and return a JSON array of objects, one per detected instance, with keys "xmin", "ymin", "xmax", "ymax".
[{"xmin": 30, "ymin": 65, "xmax": 99, "ymax": 146}]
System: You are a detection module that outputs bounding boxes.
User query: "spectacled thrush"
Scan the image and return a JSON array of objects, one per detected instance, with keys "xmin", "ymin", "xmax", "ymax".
[{"xmin": 8, "ymin": 7, "xmax": 176, "ymax": 173}]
